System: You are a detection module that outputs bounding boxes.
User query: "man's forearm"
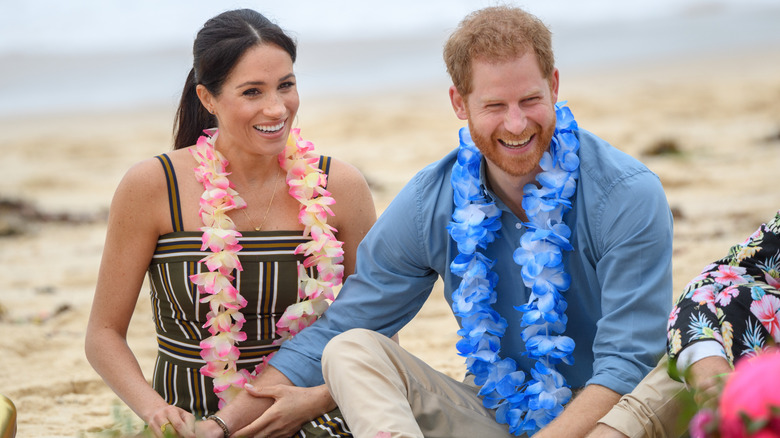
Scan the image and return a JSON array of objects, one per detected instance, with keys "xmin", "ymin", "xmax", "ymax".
[
  {"xmin": 536, "ymin": 384, "xmax": 621, "ymax": 438},
  {"xmin": 592, "ymin": 355, "xmax": 688, "ymax": 438}
]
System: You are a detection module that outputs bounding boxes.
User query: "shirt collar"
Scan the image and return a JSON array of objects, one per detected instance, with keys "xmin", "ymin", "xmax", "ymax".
[{"xmin": 478, "ymin": 156, "xmax": 515, "ymax": 215}]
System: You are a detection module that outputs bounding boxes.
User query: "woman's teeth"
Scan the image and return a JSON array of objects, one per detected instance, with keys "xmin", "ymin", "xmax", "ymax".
[{"xmin": 254, "ymin": 121, "xmax": 285, "ymax": 133}]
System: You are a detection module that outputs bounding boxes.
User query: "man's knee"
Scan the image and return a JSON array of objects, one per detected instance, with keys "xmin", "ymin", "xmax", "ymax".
[{"xmin": 323, "ymin": 328, "xmax": 383, "ymax": 370}]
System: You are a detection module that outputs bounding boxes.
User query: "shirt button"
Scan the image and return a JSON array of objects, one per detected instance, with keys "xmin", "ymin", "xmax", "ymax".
[{"xmin": 515, "ymin": 223, "xmax": 522, "ymax": 229}]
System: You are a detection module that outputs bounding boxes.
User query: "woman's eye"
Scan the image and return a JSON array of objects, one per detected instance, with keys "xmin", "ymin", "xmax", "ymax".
[
  {"xmin": 243, "ymin": 88, "xmax": 261, "ymax": 96},
  {"xmin": 279, "ymin": 81, "xmax": 295, "ymax": 90}
]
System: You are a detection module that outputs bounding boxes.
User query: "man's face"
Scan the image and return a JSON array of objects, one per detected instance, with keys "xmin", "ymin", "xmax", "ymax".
[{"xmin": 450, "ymin": 52, "xmax": 559, "ymax": 180}]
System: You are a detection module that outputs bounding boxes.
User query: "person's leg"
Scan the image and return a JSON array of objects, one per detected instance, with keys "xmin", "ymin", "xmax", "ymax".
[
  {"xmin": 595, "ymin": 355, "xmax": 687, "ymax": 438},
  {"xmin": 322, "ymin": 328, "xmax": 514, "ymax": 438}
]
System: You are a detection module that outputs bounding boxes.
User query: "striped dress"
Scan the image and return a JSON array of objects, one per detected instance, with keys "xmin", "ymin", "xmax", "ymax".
[{"xmin": 149, "ymin": 154, "xmax": 351, "ymax": 437}]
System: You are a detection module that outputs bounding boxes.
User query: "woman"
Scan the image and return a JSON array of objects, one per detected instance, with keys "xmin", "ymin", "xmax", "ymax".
[
  {"xmin": 667, "ymin": 209, "xmax": 780, "ymax": 397},
  {"xmin": 85, "ymin": 9, "xmax": 375, "ymax": 438}
]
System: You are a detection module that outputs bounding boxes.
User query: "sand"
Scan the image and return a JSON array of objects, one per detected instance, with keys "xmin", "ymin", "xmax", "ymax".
[{"xmin": 1, "ymin": 46, "xmax": 780, "ymax": 437}]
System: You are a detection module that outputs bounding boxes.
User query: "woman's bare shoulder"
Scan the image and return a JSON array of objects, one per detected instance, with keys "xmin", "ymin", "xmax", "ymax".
[
  {"xmin": 321, "ymin": 155, "xmax": 376, "ymax": 226},
  {"xmin": 322, "ymin": 156, "xmax": 370, "ymax": 192},
  {"xmin": 119, "ymin": 148, "xmax": 192, "ymax": 191}
]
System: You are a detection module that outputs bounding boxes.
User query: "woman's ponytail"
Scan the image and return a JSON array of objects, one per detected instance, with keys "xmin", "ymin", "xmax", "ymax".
[{"xmin": 172, "ymin": 68, "xmax": 215, "ymax": 150}]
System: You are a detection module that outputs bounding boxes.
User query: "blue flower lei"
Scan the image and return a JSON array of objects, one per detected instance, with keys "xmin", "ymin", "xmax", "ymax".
[{"xmin": 447, "ymin": 103, "xmax": 580, "ymax": 435}]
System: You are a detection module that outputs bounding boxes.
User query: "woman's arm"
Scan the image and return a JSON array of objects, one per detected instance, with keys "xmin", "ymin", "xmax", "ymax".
[
  {"xmin": 196, "ymin": 366, "xmax": 293, "ymax": 438},
  {"xmin": 326, "ymin": 157, "xmax": 378, "ymax": 278},
  {"xmin": 85, "ymin": 159, "xmax": 195, "ymax": 438},
  {"xmin": 196, "ymin": 157, "xmax": 377, "ymax": 438}
]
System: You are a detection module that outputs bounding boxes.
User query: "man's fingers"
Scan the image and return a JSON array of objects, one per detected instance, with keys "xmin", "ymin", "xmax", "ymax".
[{"xmin": 245, "ymin": 383, "xmax": 283, "ymax": 398}]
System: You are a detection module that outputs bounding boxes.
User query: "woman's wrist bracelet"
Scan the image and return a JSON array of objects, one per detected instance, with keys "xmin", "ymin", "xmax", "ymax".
[{"xmin": 202, "ymin": 414, "xmax": 230, "ymax": 438}]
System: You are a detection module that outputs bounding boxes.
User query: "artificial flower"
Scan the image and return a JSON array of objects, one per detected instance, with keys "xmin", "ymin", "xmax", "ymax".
[
  {"xmin": 190, "ymin": 127, "xmax": 343, "ymax": 405},
  {"xmin": 447, "ymin": 103, "xmax": 579, "ymax": 435}
]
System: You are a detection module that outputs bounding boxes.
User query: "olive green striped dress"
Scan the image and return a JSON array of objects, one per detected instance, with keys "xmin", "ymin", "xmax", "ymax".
[{"xmin": 149, "ymin": 153, "xmax": 351, "ymax": 437}]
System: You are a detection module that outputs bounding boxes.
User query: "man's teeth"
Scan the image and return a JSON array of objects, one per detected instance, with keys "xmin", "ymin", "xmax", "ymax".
[
  {"xmin": 502, "ymin": 138, "xmax": 531, "ymax": 148},
  {"xmin": 254, "ymin": 121, "xmax": 285, "ymax": 133}
]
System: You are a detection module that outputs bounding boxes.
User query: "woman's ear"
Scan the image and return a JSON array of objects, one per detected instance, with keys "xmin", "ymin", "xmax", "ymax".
[{"xmin": 196, "ymin": 84, "xmax": 216, "ymax": 114}]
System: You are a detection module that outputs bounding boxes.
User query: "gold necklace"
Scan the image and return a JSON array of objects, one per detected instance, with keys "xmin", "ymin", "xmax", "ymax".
[{"xmin": 241, "ymin": 166, "xmax": 281, "ymax": 231}]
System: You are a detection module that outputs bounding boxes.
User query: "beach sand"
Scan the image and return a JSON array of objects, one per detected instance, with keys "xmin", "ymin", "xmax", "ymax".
[{"xmin": 1, "ymin": 45, "xmax": 780, "ymax": 436}]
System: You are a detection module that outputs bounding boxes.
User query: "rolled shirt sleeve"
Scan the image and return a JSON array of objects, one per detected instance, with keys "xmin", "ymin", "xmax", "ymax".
[
  {"xmin": 584, "ymin": 168, "xmax": 674, "ymax": 394},
  {"xmin": 271, "ymin": 130, "xmax": 674, "ymax": 395},
  {"xmin": 270, "ymin": 168, "xmax": 441, "ymax": 387}
]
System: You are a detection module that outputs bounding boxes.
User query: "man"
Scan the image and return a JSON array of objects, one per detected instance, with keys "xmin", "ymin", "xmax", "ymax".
[
  {"xmin": 301, "ymin": 6, "xmax": 674, "ymax": 437},
  {"xmin": 200, "ymin": 6, "xmax": 678, "ymax": 438}
]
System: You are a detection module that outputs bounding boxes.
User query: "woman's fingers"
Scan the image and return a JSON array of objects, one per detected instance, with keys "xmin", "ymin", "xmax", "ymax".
[{"xmin": 156, "ymin": 407, "xmax": 196, "ymax": 437}]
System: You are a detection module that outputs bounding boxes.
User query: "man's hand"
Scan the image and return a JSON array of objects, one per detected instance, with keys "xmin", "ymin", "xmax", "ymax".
[
  {"xmin": 197, "ymin": 365, "xmax": 293, "ymax": 437},
  {"xmin": 233, "ymin": 384, "xmax": 336, "ymax": 438}
]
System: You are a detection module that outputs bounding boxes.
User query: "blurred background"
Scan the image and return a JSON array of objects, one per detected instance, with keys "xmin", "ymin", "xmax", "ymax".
[
  {"xmin": 3, "ymin": 0, "xmax": 780, "ymax": 117},
  {"xmin": 2, "ymin": 1, "xmax": 780, "ymax": 436}
]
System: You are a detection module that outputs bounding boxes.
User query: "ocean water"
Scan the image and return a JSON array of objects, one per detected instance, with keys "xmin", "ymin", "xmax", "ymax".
[{"xmin": 2, "ymin": 0, "xmax": 779, "ymax": 117}]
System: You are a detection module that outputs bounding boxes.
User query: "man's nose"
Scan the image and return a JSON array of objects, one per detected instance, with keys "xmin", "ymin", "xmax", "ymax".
[{"xmin": 504, "ymin": 105, "xmax": 528, "ymax": 134}]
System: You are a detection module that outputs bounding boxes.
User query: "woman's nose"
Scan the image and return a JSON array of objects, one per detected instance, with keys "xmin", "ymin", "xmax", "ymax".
[{"xmin": 263, "ymin": 93, "xmax": 286, "ymax": 118}]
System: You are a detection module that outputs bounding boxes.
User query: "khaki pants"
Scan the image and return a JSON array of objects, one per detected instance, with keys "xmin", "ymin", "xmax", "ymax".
[
  {"xmin": 598, "ymin": 356, "xmax": 688, "ymax": 438},
  {"xmin": 322, "ymin": 329, "xmax": 687, "ymax": 438}
]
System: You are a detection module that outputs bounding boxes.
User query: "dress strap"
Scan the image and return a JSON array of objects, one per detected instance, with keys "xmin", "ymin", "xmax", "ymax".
[
  {"xmin": 317, "ymin": 155, "xmax": 332, "ymax": 189},
  {"xmin": 154, "ymin": 154, "xmax": 184, "ymax": 232}
]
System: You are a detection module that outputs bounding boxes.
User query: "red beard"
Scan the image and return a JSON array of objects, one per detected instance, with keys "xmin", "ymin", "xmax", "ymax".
[{"xmin": 467, "ymin": 116, "xmax": 556, "ymax": 178}]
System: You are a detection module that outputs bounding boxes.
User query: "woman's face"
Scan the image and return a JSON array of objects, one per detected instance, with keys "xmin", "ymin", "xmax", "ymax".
[{"xmin": 200, "ymin": 43, "xmax": 299, "ymax": 156}]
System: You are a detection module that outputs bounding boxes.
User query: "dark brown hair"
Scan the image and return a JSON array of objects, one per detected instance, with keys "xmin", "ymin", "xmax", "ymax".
[{"xmin": 173, "ymin": 9, "xmax": 297, "ymax": 149}]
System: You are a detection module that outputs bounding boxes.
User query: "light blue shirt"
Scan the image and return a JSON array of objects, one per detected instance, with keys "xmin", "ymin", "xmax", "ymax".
[{"xmin": 270, "ymin": 129, "xmax": 673, "ymax": 395}]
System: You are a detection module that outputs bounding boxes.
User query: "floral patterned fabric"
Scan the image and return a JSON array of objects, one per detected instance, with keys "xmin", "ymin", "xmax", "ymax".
[{"xmin": 667, "ymin": 209, "xmax": 780, "ymax": 377}]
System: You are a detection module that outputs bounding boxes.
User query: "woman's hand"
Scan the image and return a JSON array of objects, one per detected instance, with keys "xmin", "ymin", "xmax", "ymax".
[
  {"xmin": 232, "ymin": 384, "xmax": 335, "ymax": 438},
  {"xmin": 146, "ymin": 404, "xmax": 196, "ymax": 438},
  {"xmin": 194, "ymin": 417, "xmax": 227, "ymax": 438}
]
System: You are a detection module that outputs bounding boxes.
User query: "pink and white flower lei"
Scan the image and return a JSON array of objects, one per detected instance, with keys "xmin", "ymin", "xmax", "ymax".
[{"xmin": 188, "ymin": 128, "xmax": 344, "ymax": 407}]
